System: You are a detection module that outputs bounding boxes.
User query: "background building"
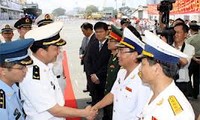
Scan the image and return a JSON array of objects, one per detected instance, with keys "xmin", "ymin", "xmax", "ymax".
[{"xmin": 0, "ymin": 0, "xmax": 23, "ymax": 20}]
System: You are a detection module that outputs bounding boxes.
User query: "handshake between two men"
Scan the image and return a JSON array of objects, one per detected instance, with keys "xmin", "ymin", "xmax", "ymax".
[{"xmin": 84, "ymin": 105, "xmax": 103, "ymax": 120}]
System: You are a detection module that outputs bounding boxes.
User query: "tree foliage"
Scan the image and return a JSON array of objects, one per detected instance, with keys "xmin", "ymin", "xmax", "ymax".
[
  {"xmin": 52, "ymin": 8, "xmax": 66, "ymax": 16},
  {"xmin": 85, "ymin": 5, "xmax": 98, "ymax": 17}
]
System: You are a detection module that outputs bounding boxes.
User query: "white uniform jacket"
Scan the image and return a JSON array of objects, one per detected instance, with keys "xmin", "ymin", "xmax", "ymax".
[
  {"xmin": 111, "ymin": 64, "xmax": 151, "ymax": 120},
  {"xmin": 140, "ymin": 81, "xmax": 195, "ymax": 120},
  {"xmin": 173, "ymin": 43, "xmax": 195, "ymax": 82},
  {"xmin": 19, "ymin": 55, "xmax": 65, "ymax": 120}
]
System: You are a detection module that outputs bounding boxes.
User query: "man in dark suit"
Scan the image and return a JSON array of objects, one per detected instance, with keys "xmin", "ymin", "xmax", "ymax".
[
  {"xmin": 79, "ymin": 22, "xmax": 96, "ymax": 93},
  {"xmin": 86, "ymin": 22, "xmax": 111, "ymax": 105}
]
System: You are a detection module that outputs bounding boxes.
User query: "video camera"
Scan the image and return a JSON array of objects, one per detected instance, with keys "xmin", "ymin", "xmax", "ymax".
[
  {"xmin": 157, "ymin": 0, "xmax": 175, "ymax": 12},
  {"xmin": 157, "ymin": 0, "xmax": 176, "ymax": 45}
]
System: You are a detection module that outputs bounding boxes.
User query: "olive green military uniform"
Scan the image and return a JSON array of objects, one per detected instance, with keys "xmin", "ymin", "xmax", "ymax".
[
  {"xmin": 104, "ymin": 54, "xmax": 120, "ymax": 95},
  {"xmin": 103, "ymin": 54, "xmax": 120, "ymax": 120},
  {"xmin": 103, "ymin": 25, "xmax": 122, "ymax": 120}
]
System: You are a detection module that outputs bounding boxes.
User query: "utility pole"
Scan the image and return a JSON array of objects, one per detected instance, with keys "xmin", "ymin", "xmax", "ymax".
[
  {"xmin": 122, "ymin": 0, "xmax": 126, "ymax": 7},
  {"xmin": 115, "ymin": 0, "xmax": 118, "ymax": 11}
]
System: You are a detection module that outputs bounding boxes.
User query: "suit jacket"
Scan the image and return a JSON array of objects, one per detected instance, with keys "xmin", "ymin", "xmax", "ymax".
[
  {"xmin": 86, "ymin": 39, "xmax": 111, "ymax": 83},
  {"xmin": 82, "ymin": 33, "xmax": 96, "ymax": 71},
  {"xmin": 79, "ymin": 36, "xmax": 88, "ymax": 65},
  {"xmin": 79, "ymin": 36, "xmax": 88, "ymax": 57}
]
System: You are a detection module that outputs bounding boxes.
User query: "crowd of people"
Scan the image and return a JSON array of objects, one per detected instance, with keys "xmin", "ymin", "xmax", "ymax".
[
  {"xmin": 79, "ymin": 17, "xmax": 200, "ymax": 120},
  {"xmin": 0, "ymin": 14, "xmax": 199, "ymax": 120}
]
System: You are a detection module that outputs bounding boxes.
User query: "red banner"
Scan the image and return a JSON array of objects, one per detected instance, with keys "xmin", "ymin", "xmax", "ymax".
[
  {"xmin": 147, "ymin": 4, "xmax": 159, "ymax": 15},
  {"xmin": 148, "ymin": 0, "xmax": 200, "ymax": 15}
]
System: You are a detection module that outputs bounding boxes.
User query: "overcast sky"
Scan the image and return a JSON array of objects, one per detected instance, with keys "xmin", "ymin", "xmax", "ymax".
[{"xmin": 27, "ymin": 0, "xmax": 147, "ymax": 13}]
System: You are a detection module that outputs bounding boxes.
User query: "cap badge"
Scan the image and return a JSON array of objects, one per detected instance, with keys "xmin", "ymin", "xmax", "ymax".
[
  {"xmin": 5, "ymin": 24, "xmax": 10, "ymax": 28},
  {"xmin": 25, "ymin": 18, "xmax": 30, "ymax": 23},
  {"xmin": 45, "ymin": 14, "xmax": 50, "ymax": 19}
]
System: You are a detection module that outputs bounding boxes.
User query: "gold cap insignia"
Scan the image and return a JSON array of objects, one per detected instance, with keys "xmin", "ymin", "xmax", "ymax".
[
  {"xmin": 45, "ymin": 14, "xmax": 50, "ymax": 19},
  {"xmin": 5, "ymin": 24, "xmax": 10, "ymax": 28},
  {"xmin": 25, "ymin": 18, "xmax": 30, "ymax": 23}
]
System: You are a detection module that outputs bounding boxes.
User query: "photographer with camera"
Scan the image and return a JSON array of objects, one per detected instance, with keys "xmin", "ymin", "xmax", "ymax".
[
  {"xmin": 157, "ymin": 0, "xmax": 195, "ymax": 99},
  {"xmin": 172, "ymin": 23, "xmax": 195, "ymax": 98}
]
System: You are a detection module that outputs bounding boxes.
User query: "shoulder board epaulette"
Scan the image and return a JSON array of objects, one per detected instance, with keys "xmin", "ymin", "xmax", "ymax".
[
  {"xmin": 0, "ymin": 89, "xmax": 6, "ymax": 109},
  {"xmin": 168, "ymin": 95, "xmax": 183, "ymax": 116},
  {"xmin": 33, "ymin": 65, "xmax": 40, "ymax": 80}
]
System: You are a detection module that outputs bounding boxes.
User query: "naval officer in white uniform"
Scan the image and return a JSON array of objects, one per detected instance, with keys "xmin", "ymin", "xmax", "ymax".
[
  {"xmin": 92, "ymin": 26, "xmax": 151, "ymax": 120},
  {"xmin": 138, "ymin": 31, "xmax": 195, "ymax": 120},
  {"xmin": 19, "ymin": 22, "xmax": 96, "ymax": 120}
]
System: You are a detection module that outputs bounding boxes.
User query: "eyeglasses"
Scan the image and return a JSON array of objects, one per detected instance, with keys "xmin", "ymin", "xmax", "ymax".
[{"xmin": 117, "ymin": 48, "xmax": 135, "ymax": 54}]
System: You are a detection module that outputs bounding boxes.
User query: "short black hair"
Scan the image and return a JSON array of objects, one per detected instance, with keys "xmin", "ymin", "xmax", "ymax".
[
  {"xmin": 175, "ymin": 18, "xmax": 185, "ymax": 24},
  {"xmin": 81, "ymin": 22, "xmax": 93, "ymax": 30},
  {"xmin": 30, "ymin": 42, "xmax": 49, "ymax": 53},
  {"xmin": 94, "ymin": 22, "xmax": 108, "ymax": 31},
  {"xmin": 174, "ymin": 23, "xmax": 189, "ymax": 33},
  {"xmin": 120, "ymin": 18, "xmax": 131, "ymax": 25},
  {"xmin": 189, "ymin": 24, "xmax": 199, "ymax": 31},
  {"xmin": 0, "ymin": 62, "xmax": 17, "ymax": 69},
  {"xmin": 146, "ymin": 57, "xmax": 179, "ymax": 78}
]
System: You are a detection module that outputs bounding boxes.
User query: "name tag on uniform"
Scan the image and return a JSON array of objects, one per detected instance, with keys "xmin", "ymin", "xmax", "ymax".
[{"xmin": 125, "ymin": 86, "xmax": 132, "ymax": 92}]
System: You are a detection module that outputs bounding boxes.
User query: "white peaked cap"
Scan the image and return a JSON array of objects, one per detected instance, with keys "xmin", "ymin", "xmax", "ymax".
[{"xmin": 141, "ymin": 30, "xmax": 188, "ymax": 64}]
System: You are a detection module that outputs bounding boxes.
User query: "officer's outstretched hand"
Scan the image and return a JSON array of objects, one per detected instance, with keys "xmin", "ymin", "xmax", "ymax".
[{"xmin": 85, "ymin": 105, "xmax": 98, "ymax": 120}]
